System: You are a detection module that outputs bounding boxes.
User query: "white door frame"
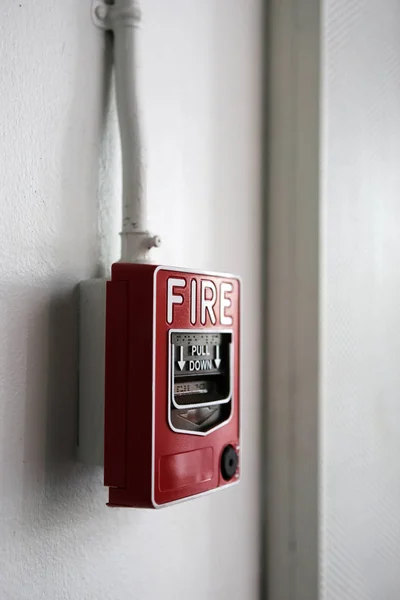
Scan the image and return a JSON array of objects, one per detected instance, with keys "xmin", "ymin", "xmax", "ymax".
[{"xmin": 264, "ymin": 0, "xmax": 320, "ymax": 598}]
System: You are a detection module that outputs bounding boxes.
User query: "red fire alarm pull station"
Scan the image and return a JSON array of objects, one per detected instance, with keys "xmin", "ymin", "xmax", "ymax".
[
  {"xmin": 85, "ymin": 0, "xmax": 242, "ymax": 509},
  {"xmin": 104, "ymin": 264, "xmax": 241, "ymax": 508}
]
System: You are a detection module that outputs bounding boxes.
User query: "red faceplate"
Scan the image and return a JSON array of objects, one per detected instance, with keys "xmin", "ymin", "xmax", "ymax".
[{"xmin": 104, "ymin": 264, "xmax": 241, "ymax": 508}]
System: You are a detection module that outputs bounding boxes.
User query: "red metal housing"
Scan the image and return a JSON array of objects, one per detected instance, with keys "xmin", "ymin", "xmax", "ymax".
[{"xmin": 104, "ymin": 263, "xmax": 241, "ymax": 508}]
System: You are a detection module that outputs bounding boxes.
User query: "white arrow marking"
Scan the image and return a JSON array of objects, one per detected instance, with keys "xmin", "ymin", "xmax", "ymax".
[
  {"xmin": 214, "ymin": 345, "xmax": 221, "ymax": 369},
  {"xmin": 177, "ymin": 345, "xmax": 186, "ymax": 371}
]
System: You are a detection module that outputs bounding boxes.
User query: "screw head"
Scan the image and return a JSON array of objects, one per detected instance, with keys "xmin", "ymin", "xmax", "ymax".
[
  {"xmin": 221, "ymin": 445, "xmax": 239, "ymax": 481},
  {"xmin": 152, "ymin": 235, "xmax": 161, "ymax": 248}
]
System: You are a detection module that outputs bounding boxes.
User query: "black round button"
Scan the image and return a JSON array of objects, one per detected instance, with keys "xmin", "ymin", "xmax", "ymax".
[{"xmin": 221, "ymin": 445, "xmax": 238, "ymax": 481}]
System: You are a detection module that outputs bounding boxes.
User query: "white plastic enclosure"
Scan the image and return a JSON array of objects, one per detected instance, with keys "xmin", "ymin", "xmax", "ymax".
[{"xmin": 78, "ymin": 279, "xmax": 107, "ymax": 466}]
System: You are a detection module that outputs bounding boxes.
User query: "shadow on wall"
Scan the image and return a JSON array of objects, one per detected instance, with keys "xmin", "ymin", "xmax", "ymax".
[
  {"xmin": 18, "ymin": 26, "xmax": 117, "ymax": 522},
  {"xmin": 21, "ymin": 283, "xmax": 99, "ymax": 523},
  {"xmin": 45, "ymin": 285, "xmax": 79, "ymax": 477},
  {"xmin": 96, "ymin": 30, "xmax": 121, "ymax": 278}
]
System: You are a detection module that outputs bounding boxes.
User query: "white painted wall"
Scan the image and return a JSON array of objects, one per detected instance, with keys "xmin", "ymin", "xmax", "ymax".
[
  {"xmin": 0, "ymin": 2, "xmax": 262, "ymax": 599},
  {"xmin": 321, "ymin": 1, "xmax": 400, "ymax": 598}
]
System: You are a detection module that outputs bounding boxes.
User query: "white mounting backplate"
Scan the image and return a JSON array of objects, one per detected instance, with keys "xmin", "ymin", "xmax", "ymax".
[{"xmin": 78, "ymin": 278, "xmax": 107, "ymax": 466}]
